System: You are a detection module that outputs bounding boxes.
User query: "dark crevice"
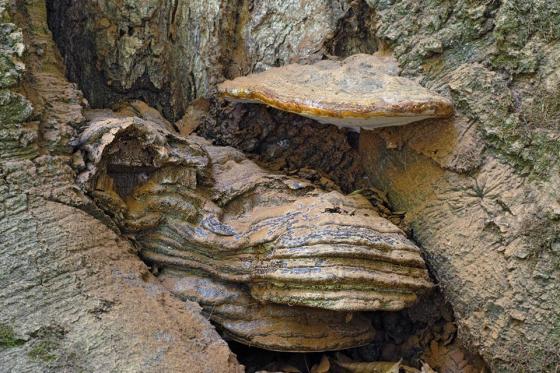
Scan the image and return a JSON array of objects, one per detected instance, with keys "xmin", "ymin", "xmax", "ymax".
[
  {"xmin": 46, "ymin": 0, "xmax": 180, "ymax": 120},
  {"xmin": 46, "ymin": 0, "xmax": 107, "ymax": 108},
  {"xmin": 325, "ymin": 0, "xmax": 379, "ymax": 58}
]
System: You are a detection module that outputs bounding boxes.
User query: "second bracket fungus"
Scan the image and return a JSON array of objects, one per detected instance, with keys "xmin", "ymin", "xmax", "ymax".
[{"xmin": 219, "ymin": 53, "xmax": 453, "ymax": 130}]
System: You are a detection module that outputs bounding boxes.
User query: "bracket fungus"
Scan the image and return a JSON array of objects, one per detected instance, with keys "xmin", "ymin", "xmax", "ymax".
[
  {"xmin": 77, "ymin": 110, "xmax": 433, "ymax": 352},
  {"xmin": 218, "ymin": 53, "xmax": 453, "ymax": 130}
]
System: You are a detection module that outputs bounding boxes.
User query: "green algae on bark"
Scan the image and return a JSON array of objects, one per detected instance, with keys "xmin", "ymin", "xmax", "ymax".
[
  {"xmin": 371, "ymin": 0, "xmax": 560, "ymax": 180},
  {"xmin": 0, "ymin": 324, "xmax": 25, "ymax": 349}
]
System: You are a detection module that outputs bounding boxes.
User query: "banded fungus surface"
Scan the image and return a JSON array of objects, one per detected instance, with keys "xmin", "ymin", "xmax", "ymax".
[
  {"xmin": 77, "ymin": 107, "xmax": 434, "ymax": 352},
  {"xmin": 218, "ymin": 53, "xmax": 453, "ymax": 130}
]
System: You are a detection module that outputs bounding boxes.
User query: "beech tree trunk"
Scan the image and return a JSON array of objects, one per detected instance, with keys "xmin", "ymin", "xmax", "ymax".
[{"xmin": 2, "ymin": 0, "xmax": 559, "ymax": 372}]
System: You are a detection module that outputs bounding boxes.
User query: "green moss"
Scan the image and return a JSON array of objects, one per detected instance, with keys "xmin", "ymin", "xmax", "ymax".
[
  {"xmin": 0, "ymin": 89, "xmax": 33, "ymax": 124},
  {"xmin": 495, "ymin": 0, "xmax": 560, "ymax": 45},
  {"xmin": 0, "ymin": 323, "xmax": 25, "ymax": 348},
  {"xmin": 0, "ymin": 54, "xmax": 20, "ymax": 88},
  {"xmin": 448, "ymin": 64, "xmax": 560, "ymax": 179},
  {"xmin": 490, "ymin": 53, "xmax": 521, "ymax": 72},
  {"xmin": 27, "ymin": 340, "xmax": 58, "ymax": 362}
]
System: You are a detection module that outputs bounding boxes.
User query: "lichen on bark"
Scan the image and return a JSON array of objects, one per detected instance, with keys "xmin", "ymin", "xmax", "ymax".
[{"xmin": 370, "ymin": 0, "xmax": 560, "ymax": 179}]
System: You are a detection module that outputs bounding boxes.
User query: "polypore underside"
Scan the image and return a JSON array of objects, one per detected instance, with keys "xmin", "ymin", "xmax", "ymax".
[
  {"xmin": 218, "ymin": 53, "xmax": 453, "ymax": 130},
  {"xmin": 77, "ymin": 107, "xmax": 433, "ymax": 352}
]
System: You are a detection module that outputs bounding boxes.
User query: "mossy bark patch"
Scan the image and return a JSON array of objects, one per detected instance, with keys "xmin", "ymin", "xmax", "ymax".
[{"xmin": 0, "ymin": 324, "xmax": 25, "ymax": 349}]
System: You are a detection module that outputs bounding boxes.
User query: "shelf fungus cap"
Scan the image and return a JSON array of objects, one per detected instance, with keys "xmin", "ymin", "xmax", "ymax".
[
  {"xmin": 218, "ymin": 53, "xmax": 453, "ymax": 130},
  {"xmin": 78, "ymin": 109, "xmax": 434, "ymax": 352}
]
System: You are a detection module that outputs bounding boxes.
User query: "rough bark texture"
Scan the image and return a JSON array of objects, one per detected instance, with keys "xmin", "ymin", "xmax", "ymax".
[
  {"xmin": 360, "ymin": 124, "xmax": 559, "ymax": 373},
  {"xmin": 6, "ymin": 0, "xmax": 560, "ymax": 371},
  {"xmin": 359, "ymin": 2, "xmax": 560, "ymax": 371},
  {"xmin": 45, "ymin": 0, "xmax": 352, "ymax": 120},
  {"xmin": 0, "ymin": 1, "xmax": 241, "ymax": 371}
]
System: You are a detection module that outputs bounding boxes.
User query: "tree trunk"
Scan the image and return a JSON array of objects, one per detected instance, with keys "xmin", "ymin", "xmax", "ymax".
[{"xmin": 2, "ymin": 0, "xmax": 559, "ymax": 371}]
